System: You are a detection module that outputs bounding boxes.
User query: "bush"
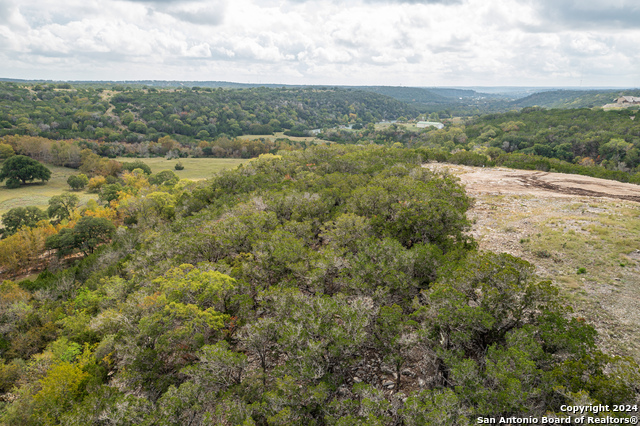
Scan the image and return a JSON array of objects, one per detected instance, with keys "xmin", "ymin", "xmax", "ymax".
[
  {"xmin": 121, "ymin": 160, "xmax": 152, "ymax": 175},
  {"xmin": 67, "ymin": 174, "xmax": 89, "ymax": 191},
  {"xmin": 174, "ymin": 161, "xmax": 184, "ymax": 170}
]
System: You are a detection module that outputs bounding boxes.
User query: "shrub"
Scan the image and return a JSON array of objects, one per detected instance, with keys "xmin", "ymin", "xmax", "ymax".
[{"xmin": 67, "ymin": 174, "xmax": 89, "ymax": 191}]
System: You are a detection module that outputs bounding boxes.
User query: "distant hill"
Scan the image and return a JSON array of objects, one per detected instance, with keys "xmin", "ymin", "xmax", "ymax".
[
  {"xmin": 424, "ymin": 87, "xmax": 485, "ymax": 99},
  {"xmin": 511, "ymin": 89, "xmax": 640, "ymax": 109},
  {"xmin": 0, "ymin": 83, "xmax": 420, "ymax": 141},
  {"xmin": 350, "ymin": 86, "xmax": 451, "ymax": 105}
]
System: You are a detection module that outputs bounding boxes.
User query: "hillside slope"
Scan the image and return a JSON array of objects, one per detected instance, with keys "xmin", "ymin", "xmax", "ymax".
[
  {"xmin": 426, "ymin": 163, "xmax": 640, "ymax": 360},
  {"xmin": 511, "ymin": 89, "xmax": 640, "ymax": 109}
]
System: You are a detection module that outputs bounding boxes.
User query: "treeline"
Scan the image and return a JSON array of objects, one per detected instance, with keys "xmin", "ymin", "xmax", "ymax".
[
  {"xmin": 464, "ymin": 107, "xmax": 640, "ymax": 171},
  {"xmin": 511, "ymin": 89, "xmax": 640, "ymax": 109},
  {"xmin": 0, "ymin": 146, "xmax": 636, "ymax": 425},
  {"xmin": 0, "ymin": 82, "xmax": 419, "ymax": 143},
  {"xmin": 415, "ymin": 149, "xmax": 640, "ymax": 184},
  {"xmin": 0, "ymin": 134, "xmax": 316, "ymax": 168},
  {"xmin": 320, "ymin": 108, "xmax": 640, "ymax": 179}
]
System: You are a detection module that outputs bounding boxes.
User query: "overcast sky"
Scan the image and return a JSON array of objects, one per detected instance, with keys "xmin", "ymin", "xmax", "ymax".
[{"xmin": 1, "ymin": 0, "xmax": 639, "ymax": 87}]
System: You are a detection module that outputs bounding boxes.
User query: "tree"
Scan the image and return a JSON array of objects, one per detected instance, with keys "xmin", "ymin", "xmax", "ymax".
[
  {"xmin": 71, "ymin": 216, "xmax": 116, "ymax": 254},
  {"xmin": 31, "ymin": 362, "xmax": 90, "ymax": 425},
  {"xmin": 0, "ymin": 143, "xmax": 15, "ymax": 159},
  {"xmin": 0, "ymin": 222, "xmax": 58, "ymax": 274},
  {"xmin": 46, "ymin": 216, "xmax": 115, "ymax": 256},
  {"xmin": 149, "ymin": 170, "xmax": 179, "ymax": 186},
  {"xmin": 2, "ymin": 206, "xmax": 47, "ymax": 236},
  {"xmin": 99, "ymin": 183, "xmax": 123, "ymax": 204},
  {"xmin": 0, "ymin": 155, "xmax": 51, "ymax": 188},
  {"xmin": 121, "ymin": 160, "xmax": 152, "ymax": 175},
  {"xmin": 67, "ymin": 174, "xmax": 89, "ymax": 191},
  {"xmin": 47, "ymin": 194, "xmax": 79, "ymax": 222}
]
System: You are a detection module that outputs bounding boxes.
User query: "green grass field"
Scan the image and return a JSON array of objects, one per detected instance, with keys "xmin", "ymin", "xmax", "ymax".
[
  {"xmin": 0, "ymin": 164, "xmax": 98, "ymax": 216},
  {"xmin": 236, "ymin": 132, "xmax": 323, "ymax": 143},
  {"xmin": 0, "ymin": 158, "xmax": 246, "ymax": 218},
  {"xmin": 116, "ymin": 157, "xmax": 245, "ymax": 180}
]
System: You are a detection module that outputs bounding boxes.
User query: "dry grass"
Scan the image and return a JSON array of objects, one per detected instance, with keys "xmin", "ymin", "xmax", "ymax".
[
  {"xmin": 469, "ymin": 194, "xmax": 640, "ymax": 360},
  {"xmin": 425, "ymin": 162, "xmax": 640, "ymax": 360}
]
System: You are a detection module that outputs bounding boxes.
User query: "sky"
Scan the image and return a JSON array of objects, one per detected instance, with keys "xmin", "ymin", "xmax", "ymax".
[{"xmin": 1, "ymin": 0, "xmax": 639, "ymax": 87}]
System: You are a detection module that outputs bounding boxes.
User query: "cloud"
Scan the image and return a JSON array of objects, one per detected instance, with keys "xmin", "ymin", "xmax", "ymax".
[
  {"xmin": 0, "ymin": 0, "xmax": 11, "ymax": 25},
  {"xmin": 165, "ymin": 4, "xmax": 226, "ymax": 26},
  {"xmin": 363, "ymin": 0, "xmax": 464, "ymax": 3},
  {"xmin": 118, "ymin": 0, "xmax": 227, "ymax": 26},
  {"xmin": 287, "ymin": 0, "xmax": 464, "ymax": 3},
  {"xmin": 0, "ymin": 0, "xmax": 639, "ymax": 86},
  {"xmin": 523, "ymin": 0, "xmax": 640, "ymax": 30},
  {"xmin": 122, "ymin": 0, "xmax": 195, "ymax": 3}
]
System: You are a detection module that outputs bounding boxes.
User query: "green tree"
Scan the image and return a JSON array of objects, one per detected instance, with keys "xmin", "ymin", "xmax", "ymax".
[
  {"xmin": 47, "ymin": 193, "xmax": 79, "ymax": 222},
  {"xmin": 71, "ymin": 216, "xmax": 116, "ymax": 254},
  {"xmin": 99, "ymin": 183, "xmax": 123, "ymax": 204},
  {"xmin": 121, "ymin": 160, "xmax": 152, "ymax": 175},
  {"xmin": 600, "ymin": 138, "xmax": 632, "ymax": 162},
  {"xmin": 149, "ymin": 170, "xmax": 179, "ymax": 186},
  {"xmin": 2, "ymin": 206, "xmax": 47, "ymax": 236},
  {"xmin": 0, "ymin": 155, "xmax": 51, "ymax": 188},
  {"xmin": 67, "ymin": 174, "xmax": 89, "ymax": 191},
  {"xmin": 46, "ymin": 216, "xmax": 115, "ymax": 256},
  {"xmin": 401, "ymin": 389, "xmax": 469, "ymax": 426}
]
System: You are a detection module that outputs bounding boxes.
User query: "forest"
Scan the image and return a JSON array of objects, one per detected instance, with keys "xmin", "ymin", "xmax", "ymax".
[
  {"xmin": 0, "ymin": 83, "xmax": 418, "ymax": 142},
  {"xmin": 318, "ymin": 107, "xmax": 640, "ymax": 182},
  {"xmin": 0, "ymin": 146, "xmax": 637, "ymax": 425},
  {"xmin": 0, "ymin": 82, "xmax": 639, "ymax": 424},
  {"xmin": 2, "ymin": 81, "xmax": 640, "ymax": 176}
]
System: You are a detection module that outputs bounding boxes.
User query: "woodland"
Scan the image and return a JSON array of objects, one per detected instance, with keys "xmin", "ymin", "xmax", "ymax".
[{"xmin": 0, "ymin": 82, "xmax": 638, "ymax": 425}]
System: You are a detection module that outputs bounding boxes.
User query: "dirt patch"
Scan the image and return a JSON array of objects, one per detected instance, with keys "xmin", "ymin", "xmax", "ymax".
[
  {"xmin": 426, "ymin": 165, "xmax": 640, "ymax": 202},
  {"xmin": 425, "ymin": 163, "xmax": 640, "ymax": 360}
]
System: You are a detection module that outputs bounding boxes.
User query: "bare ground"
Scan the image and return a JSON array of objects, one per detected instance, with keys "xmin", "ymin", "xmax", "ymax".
[{"xmin": 425, "ymin": 163, "xmax": 640, "ymax": 360}]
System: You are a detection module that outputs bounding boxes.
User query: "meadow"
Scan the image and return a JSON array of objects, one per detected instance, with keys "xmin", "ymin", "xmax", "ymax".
[
  {"xmin": 236, "ymin": 131, "xmax": 323, "ymax": 143},
  {"xmin": 0, "ymin": 157, "xmax": 246, "ymax": 217},
  {"xmin": 115, "ymin": 157, "xmax": 245, "ymax": 180},
  {"xmin": 0, "ymin": 164, "xmax": 97, "ymax": 216}
]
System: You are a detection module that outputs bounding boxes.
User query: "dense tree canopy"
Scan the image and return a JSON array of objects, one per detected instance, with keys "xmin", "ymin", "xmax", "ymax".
[
  {"xmin": 0, "ymin": 145, "xmax": 635, "ymax": 425},
  {"xmin": 1, "ymin": 206, "xmax": 48, "ymax": 236},
  {"xmin": 0, "ymin": 83, "xmax": 418, "ymax": 142}
]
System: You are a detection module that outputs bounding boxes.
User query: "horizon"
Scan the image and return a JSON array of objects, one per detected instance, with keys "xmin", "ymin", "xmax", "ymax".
[{"xmin": 0, "ymin": 78, "xmax": 636, "ymax": 92}]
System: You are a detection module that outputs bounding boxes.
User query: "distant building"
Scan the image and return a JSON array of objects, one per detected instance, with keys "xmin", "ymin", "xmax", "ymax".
[
  {"xmin": 416, "ymin": 121, "xmax": 444, "ymax": 129},
  {"xmin": 614, "ymin": 96, "xmax": 640, "ymax": 104}
]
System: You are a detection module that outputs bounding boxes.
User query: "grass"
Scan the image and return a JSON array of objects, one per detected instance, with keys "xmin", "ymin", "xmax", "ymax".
[
  {"xmin": 116, "ymin": 157, "xmax": 246, "ymax": 181},
  {"xmin": 490, "ymin": 197, "xmax": 640, "ymax": 359},
  {"xmin": 0, "ymin": 164, "xmax": 98, "ymax": 217},
  {"xmin": 0, "ymin": 158, "xmax": 247, "ymax": 218},
  {"xmin": 236, "ymin": 132, "xmax": 325, "ymax": 143}
]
